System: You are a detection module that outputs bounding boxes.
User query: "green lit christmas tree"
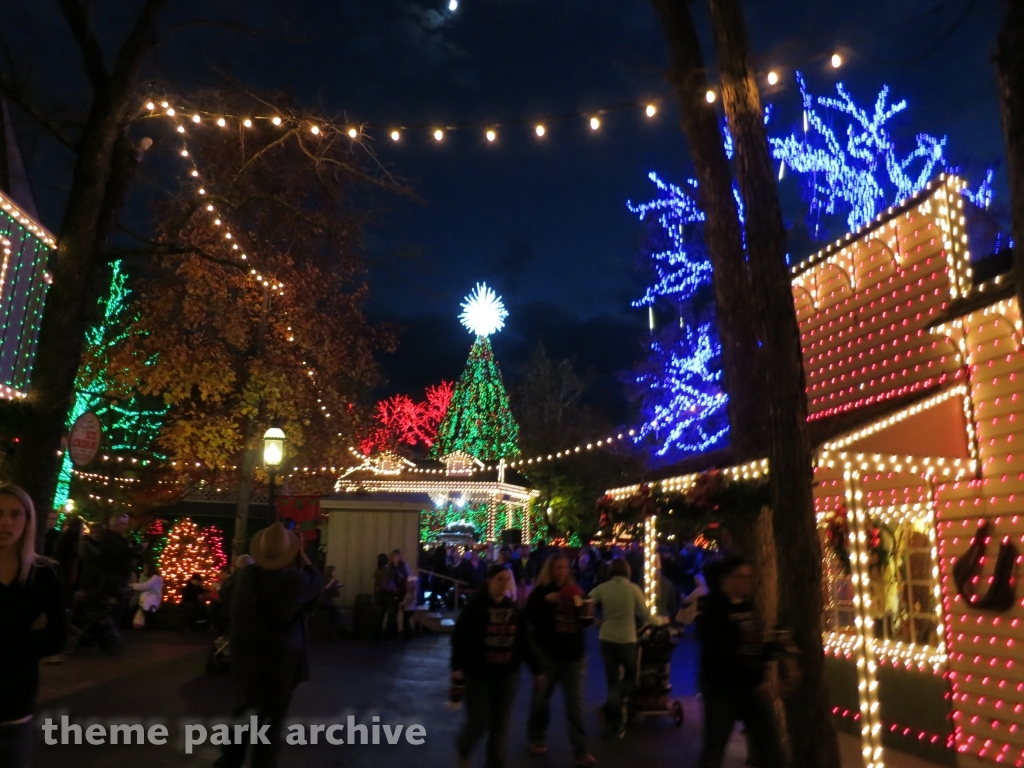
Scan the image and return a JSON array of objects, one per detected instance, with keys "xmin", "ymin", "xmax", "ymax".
[{"xmin": 430, "ymin": 283, "xmax": 521, "ymax": 462}]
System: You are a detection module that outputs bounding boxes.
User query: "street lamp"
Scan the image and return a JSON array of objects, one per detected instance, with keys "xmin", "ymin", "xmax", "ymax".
[{"xmin": 263, "ymin": 425, "xmax": 286, "ymax": 519}]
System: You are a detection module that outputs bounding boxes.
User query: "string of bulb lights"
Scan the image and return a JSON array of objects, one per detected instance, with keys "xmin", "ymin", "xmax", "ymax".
[{"xmin": 140, "ymin": 52, "xmax": 847, "ymax": 150}]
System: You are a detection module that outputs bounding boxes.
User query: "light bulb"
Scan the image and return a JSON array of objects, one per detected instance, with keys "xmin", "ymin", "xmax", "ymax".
[
  {"xmin": 831, "ymin": 53, "xmax": 842, "ymax": 68},
  {"xmin": 272, "ymin": 116, "xmax": 282, "ymax": 125},
  {"xmin": 645, "ymin": 104, "xmax": 657, "ymax": 117},
  {"xmin": 311, "ymin": 125, "xmax": 320, "ymax": 135},
  {"xmin": 192, "ymin": 114, "xmax": 200, "ymax": 123},
  {"xmin": 535, "ymin": 124, "xmax": 545, "ymax": 137},
  {"xmin": 434, "ymin": 129, "xmax": 444, "ymax": 141},
  {"xmin": 217, "ymin": 118, "xmax": 226, "ymax": 127},
  {"xmin": 767, "ymin": 70, "xmax": 779, "ymax": 85},
  {"xmin": 449, "ymin": 0, "xmax": 457, "ymax": 9},
  {"xmin": 590, "ymin": 116, "xmax": 600, "ymax": 130},
  {"xmin": 146, "ymin": 102, "xmax": 155, "ymax": 110},
  {"xmin": 390, "ymin": 130, "xmax": 400, "ymax": 141},
  {"xmin": 706, "ymin": 90, "xmax": 716, "ymax": 103},
  {"xmin": 485, "ymin": 129, "xmax": 496, "ymax": 142},
  {"xmin": 347, "ymin": 127, "xmax": 357, "ymax": 138},
  {"xmin": 243, "ymin": 119, "xmax": 252, "ymax": 128}
]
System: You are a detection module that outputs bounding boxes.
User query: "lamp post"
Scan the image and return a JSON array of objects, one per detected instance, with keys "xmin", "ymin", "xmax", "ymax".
[{"xmin": 263, "ymin": 426, "xmax": 286, "ymax": 520}]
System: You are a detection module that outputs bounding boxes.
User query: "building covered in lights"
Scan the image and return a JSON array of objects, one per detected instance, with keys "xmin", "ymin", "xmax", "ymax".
[
  {"xmin": 321, "ymin": 451, "xmax": 538, "ymax": 609},
  {"xmin": 609, "ymin": 174, "xmax": 1024, "ymax": 768},
  {"xmin": 0, "ymin": 98, "xmax": 54, "ymax": 400}
]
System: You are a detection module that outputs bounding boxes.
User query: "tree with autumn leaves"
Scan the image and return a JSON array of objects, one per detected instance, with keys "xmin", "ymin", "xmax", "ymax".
[{"xmin": 98, "ymin": 92, "xmax": 401, "ymax": 552}]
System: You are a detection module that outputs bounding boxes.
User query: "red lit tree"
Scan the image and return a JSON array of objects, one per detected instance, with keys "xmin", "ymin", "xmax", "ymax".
[{"xmin": 361, "ymin": 381, "xmax": 453, "ymax": 454}]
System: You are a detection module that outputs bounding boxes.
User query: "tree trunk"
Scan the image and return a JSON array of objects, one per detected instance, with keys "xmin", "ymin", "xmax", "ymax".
[
  {"xmin": 650, "ymin": 0, "xmax": 766, "ymax": 460},
  {"xmin": 995, "ymin": 0, "xmax": 1024, "ymax": 308},
  {"xmin": 706, "ymin": 1, "xmax": 838, "ymax": 766},
  {"xmin": 232, "ymin": 284, "xmax": 273, "ymax": 559},
  {"xmin": 10, "ymin": 0, "xmax": 167, "ymax": 515}
]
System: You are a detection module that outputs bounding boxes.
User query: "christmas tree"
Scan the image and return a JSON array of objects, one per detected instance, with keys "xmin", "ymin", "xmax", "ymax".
[
  {"xmin": 431, "ymin": 284, "xmax": 521, "ymax": 462},
  {"xmin": 158, "ymin": 518, "xmax": 226, "ymax": 603}
]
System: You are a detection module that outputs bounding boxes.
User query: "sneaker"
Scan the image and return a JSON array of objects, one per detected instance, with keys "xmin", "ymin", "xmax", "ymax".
[
  {"xmin": 529, "ymin": 744, "xmax": 548, "ymax": 756},
  {"xmin": 574, "ymin": 755, "xmax": 597, "ymax": 766}
]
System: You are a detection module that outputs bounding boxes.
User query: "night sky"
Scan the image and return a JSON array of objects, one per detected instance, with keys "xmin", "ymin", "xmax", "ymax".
[{"xmin": 2, "ymin": 0, "xmax": 1009, "ymax": 415}]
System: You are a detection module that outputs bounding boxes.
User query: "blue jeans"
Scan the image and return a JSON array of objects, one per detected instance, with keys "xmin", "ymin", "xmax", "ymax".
[
  {"xmin": 699, "ymin": 685, "xmax": 785, "ymax": 768},
  {"xmin": 527, "ymin": 655, "xmax": 588, "ymax": 756},
  {"xmin": 0, "ymin": 719, "xmax": 33, "ymax": 768},
  {"xmin": 457, "ymin": 674, "xmax": 519, "ymax": 768},
  {"xmin": 599, "ymin": 640, "xmax": 637, "ymax": 731}
]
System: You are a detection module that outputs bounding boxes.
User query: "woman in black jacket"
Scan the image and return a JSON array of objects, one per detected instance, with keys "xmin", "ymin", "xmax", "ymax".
[
  {"xmin": 451, "ymin": 563, "xmax": 530, "ymax": 768},
  {"xmin": 524, "ymin": 552, "xmax": 595, "ymax": 765},
  {"xmin": 0, "ymin": 485, "xmax": 67, "ymax": 768}
]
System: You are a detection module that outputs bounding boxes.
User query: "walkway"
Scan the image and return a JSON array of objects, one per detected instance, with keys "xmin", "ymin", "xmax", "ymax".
[{"xmin": 33, "ymin": 629, "xmax": 940, "ymax": 768}]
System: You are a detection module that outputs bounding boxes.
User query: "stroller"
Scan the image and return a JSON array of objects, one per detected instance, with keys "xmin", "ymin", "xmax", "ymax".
[{"xmin": 630, "ymin": 623, "xmax": 684, "ymax": 726}]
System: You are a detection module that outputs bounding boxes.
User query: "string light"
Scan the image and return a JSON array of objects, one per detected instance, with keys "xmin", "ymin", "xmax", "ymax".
[
  {"xmin": 434, "ymin": 129, "xmax": 444, "ymax": 141},
  {"xmin": 767, "ymin": 71, "xmax": 779, "ymax": 86},
  {"xmin": 535, "ymin": 124, "xmax": 545, "ymax": 137},
  {"xmin": 832, "ymin": 53, "xmax": 843, "ymax": 68},
  {"xmin": 589, "ymin": 117, "xmax": 600, "ymax": 130},
  {"xmin": 390, "ymin": 130, "xmax": 400, "ymax": 141},
  {"xmin": 645, "ymin": 104, "xmax": 657, "ymax": 118},
  {"xmin": 705, "ymin": 90, "xmax": 716, "ymax": 104},
  {"xmin": 486, "ymin": 129, "xmax": 496, "ymax": 142}
]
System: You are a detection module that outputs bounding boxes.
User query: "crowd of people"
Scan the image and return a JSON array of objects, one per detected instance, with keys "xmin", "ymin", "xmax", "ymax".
[{"xmin": 2, "ymin": 483, "xmax": 790, "ymax": 768}]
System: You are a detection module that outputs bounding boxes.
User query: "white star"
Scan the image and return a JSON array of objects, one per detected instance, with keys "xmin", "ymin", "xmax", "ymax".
[{"xmin": 459, "ymin": 283, "xmax": 507, "ymax": 337}]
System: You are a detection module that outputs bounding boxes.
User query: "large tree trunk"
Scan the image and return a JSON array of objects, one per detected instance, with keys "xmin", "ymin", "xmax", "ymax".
[
  {"xmin": 650, "ymin": 0, "xmax": 766, "ymax": 460},
  {"xmin": 9, "ymin": 0, "xmax": 167, "ymax": 513},
  {"xmin": 995, "ymin": 0, "xmax": 1024, "ymax": 308},
  {"xmin": 706, "ymin": 1, "xmax": 838, "ymax": 766}
]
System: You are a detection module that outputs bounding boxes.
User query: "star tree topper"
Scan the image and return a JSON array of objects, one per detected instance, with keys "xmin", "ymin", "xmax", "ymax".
[{"xmin": 459, "ymin": 282, "xmax": 508, "ymax": 337}]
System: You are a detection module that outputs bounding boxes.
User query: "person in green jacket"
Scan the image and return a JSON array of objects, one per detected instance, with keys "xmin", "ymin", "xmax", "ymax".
[{"xmin": 588, "ymin": 557, "xmax": 652, "ymax": 738}]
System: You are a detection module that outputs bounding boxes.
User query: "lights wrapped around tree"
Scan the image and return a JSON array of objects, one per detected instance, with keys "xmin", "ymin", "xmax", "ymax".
[
  {"xmin": 627, "ymin": 173, "xmax": 729, "ymax": 461},
  {"xmin": 158, "ymin": 518, "xmax": 226, "ymax": 603},
  {"xmin": 431, "ymin": 284, "xmax": 521, "ymax": 462}
]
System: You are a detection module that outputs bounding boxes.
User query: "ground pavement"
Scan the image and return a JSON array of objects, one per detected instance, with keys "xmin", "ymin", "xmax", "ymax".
[{"xmin": 32, "ymin": 628, "xmax": 938, "ymax": 768}]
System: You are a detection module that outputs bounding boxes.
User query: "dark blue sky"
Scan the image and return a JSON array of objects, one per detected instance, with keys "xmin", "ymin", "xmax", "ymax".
[{"xmin": 3, "ymin": 0, "xmax": 1009, "ymax": 407}]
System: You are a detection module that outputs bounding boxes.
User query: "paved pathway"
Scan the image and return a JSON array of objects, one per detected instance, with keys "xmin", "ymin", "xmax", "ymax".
[{"xmin": 32, "ymin": 629, "xmax": 937, "ymax": 768}]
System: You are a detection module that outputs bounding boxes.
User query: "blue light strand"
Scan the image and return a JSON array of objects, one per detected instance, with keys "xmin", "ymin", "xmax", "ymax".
[
  {"xmin": 769, "ymin": 73, "xmax": 947, "ymax": 232},
  {"xmin": 633, "ymin": 324, "xmax": 729, "ymax": 457},
  {"xmin": 628, "ymin": 173, "xmax": 730, "ymax": 459},
  {"xmin": 627, "ymin": 173, "xmax": 711, "ymax": 308}
]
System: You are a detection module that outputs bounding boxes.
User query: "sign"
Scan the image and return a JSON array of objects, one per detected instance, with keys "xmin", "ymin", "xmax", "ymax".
[{"xmin": 69, "ymin": 412, "xmax": 101, "ymax": 467}]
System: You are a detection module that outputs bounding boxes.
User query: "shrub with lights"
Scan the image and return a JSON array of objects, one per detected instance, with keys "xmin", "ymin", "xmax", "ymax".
[{"xmin": 158, "ymin": 517, "xmax": 226, "ymax": 603}]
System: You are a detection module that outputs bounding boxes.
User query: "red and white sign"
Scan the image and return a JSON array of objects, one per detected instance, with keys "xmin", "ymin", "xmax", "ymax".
[{"xmin": 69, "ymin": 412, "xmax": 101, "ymax": 467}]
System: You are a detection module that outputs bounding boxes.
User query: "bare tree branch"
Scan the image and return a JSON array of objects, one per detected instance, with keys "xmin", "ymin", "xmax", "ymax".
[
  {"xmin": 0, "ymin": 69, "xmax": 79, "ymax": 151},
  {"xmin": 58, "ymin": 0, "xmax": 110, "ymax": 89}
]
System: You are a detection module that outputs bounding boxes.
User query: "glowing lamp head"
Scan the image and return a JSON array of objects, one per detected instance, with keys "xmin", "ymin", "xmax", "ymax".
[
  {"xmin": 263, "ymin": 426, "xmax": 286, "ymax": 469},
  {"xmin": 459, "ymin": 282, "xmax": 508, "ymax": 337}
]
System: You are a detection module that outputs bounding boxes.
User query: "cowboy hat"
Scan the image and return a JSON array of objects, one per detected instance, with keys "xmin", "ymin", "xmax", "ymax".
[{"xmin": 249, "ymin": 523, "xmax": 300, "ymax": 570}]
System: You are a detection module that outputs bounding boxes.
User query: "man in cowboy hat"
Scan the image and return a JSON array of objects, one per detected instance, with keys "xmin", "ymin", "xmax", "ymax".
[{"xmin": 214, "ymin": 523, "xmax": 325, "ymax": 768}]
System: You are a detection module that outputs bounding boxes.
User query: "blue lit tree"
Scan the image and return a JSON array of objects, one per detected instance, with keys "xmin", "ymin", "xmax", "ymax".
[
  {"xmin": 627, "ymin": 173, "xmax": 729, "ymax": 461},
  {"xmin": 769, "ymin": 73, "xmax": 947, "ymax": 234}
]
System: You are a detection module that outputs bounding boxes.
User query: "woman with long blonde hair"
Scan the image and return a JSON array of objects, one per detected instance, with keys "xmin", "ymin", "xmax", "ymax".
[
  {"xmin": 524, "ymin": 552, "xmax": 595, "ymax": 765},
  {"xmin": 0, "ymin": 485, "xmax": 67, "ymax": 767}
]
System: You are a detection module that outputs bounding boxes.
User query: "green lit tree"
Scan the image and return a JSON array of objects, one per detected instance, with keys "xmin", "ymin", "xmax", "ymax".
[
  {"xmin": 432, "ymin": 336, "xmax": 521, "ymax": 462},
  {"xmin": 54, "ymin": 261, "xmax": 168, "ymax": 512},
  {"xmin": 430, "ymin": 284, "xmax": 521, "ymax": 462}
]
